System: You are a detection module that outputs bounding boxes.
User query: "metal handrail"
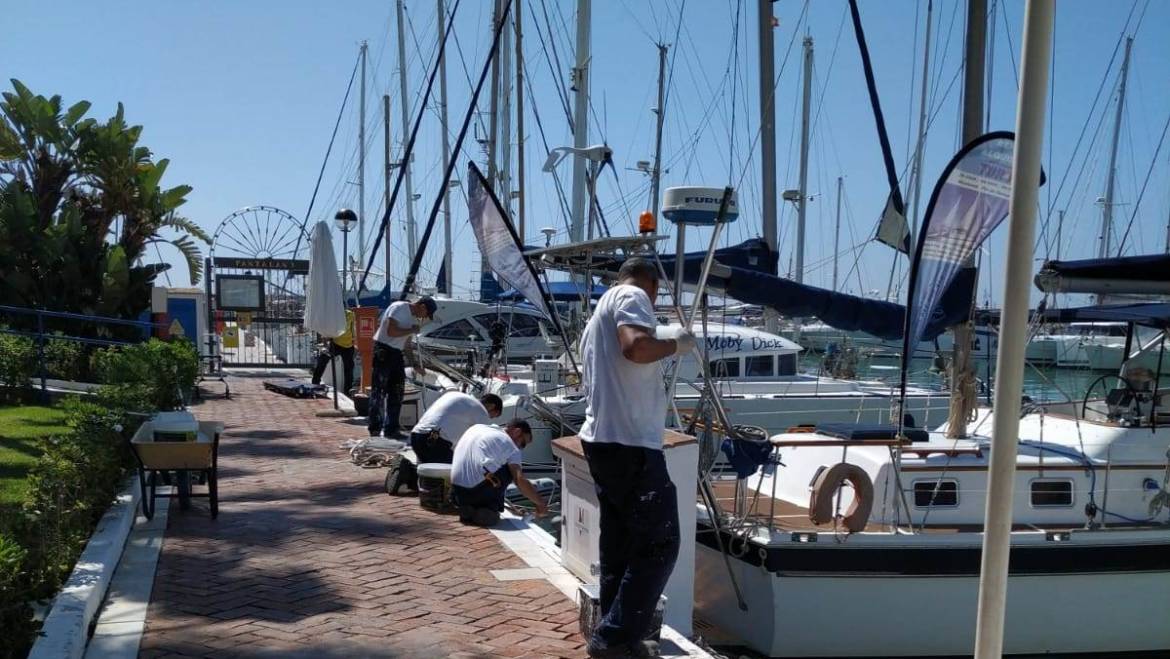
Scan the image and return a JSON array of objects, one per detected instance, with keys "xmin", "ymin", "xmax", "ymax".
[
  {"xmin": 0, "ymin": 303, "xmax": 163, "ymax": 330},
  {"xmin": 0, "ymin": 303, "xmax": 170, "ymax": 399}
]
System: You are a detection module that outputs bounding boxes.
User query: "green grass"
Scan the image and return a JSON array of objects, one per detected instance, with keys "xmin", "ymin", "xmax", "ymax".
[{"xmin": 0, "ymin": 405, "xmax": 70, "ymax": 515}]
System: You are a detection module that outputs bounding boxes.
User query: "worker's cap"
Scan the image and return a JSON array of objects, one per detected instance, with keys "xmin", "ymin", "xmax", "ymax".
[{"xmin": 416, "ymin": 296, "xmax": 438, "ymax": 319}]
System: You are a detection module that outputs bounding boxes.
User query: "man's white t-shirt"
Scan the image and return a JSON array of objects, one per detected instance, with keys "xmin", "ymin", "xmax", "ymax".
[
  {"xmin": 451, "ymin": 424, "xmax": 522, "ymax": 488},
  {"xmin": 415, "ymin": 392, "xmax": 490, "ymax": 445},
  {"xmin": 577, "ymin": 284, "xmax": 667, "ymax": 450},
  {"xmin": 372, "ymin": 301, "xmax": 414, "ymax": 349}
]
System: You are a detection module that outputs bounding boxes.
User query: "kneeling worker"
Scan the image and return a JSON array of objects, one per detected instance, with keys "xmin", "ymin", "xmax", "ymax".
[
  {"xmin": 411, "ymin": 391, "xmax": 504, "ymax": 464},
  {"xmin": 451, "ymin": 420, "xmax": 547, "ymax": 526}
]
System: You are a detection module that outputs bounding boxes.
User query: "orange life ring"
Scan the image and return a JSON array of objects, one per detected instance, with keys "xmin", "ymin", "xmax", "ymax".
[{"xmin": 808, "ymin": 463, "xmax": 874, "ymax": 533}]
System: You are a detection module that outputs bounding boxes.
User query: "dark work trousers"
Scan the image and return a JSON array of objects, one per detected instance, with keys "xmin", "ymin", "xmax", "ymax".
[
  {"xmin": 452, "ymin": 463, "xmax": 513, "ymax": 513},
  {"xmin": 581, "ymin": 442, "xmax": 680, "ymax": 649},
  {"xmin": 367, "ymin": 343, "xmax": 405, "ymax": 436},
  {"xmin": 410, "ymin": 429, "xmax": 454, "ymax": 464},
  {"xmin": 310, "ymin": 342, "xmax": 355, "ymax": 394}
]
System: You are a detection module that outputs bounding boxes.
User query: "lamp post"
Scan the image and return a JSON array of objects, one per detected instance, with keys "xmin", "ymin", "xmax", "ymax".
[{"xmin": 334, "ymin": 209, "xmax": 358, "ymax": 300}]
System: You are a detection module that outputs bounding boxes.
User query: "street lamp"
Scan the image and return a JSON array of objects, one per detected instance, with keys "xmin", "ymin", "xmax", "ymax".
[{"xmin": 334, "ymin": 208, "xmax": 357, "ymax": 298}]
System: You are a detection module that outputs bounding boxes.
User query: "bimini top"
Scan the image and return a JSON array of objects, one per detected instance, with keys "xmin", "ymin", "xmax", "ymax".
[{"xmin": 1034, "ymin": 253, "xmax": 1170, "ymax": 296}]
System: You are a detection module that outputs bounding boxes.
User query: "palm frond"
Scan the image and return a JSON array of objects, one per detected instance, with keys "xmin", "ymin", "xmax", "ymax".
[
  {"xmin": 151, "ymin": 235, "xmax": 204, "ymax": 284},
  {"xmin": 162, "ymin": 213, "xmax": 210, "ymax": 244}
]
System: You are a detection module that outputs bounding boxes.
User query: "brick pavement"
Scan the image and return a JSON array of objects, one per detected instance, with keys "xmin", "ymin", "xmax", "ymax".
[{"xmin": 138, "ymin": 374, "xmax": 588, "ymax": 659}]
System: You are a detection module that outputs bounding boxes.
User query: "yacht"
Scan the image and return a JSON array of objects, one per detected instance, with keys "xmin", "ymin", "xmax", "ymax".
[{"xmin": 416, "ymin": 297, "xmax": 565, "ymax": 363}]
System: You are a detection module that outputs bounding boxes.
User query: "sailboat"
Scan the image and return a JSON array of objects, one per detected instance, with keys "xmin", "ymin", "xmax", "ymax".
[{"xmin": 691, "ymin": 4, "xmax": 1170, "ymax": 656}]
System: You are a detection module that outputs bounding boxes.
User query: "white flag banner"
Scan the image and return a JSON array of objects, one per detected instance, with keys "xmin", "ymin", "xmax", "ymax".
[{"xmin": 467, "ymin": 163, "xmax": 553, "ymax": 319}]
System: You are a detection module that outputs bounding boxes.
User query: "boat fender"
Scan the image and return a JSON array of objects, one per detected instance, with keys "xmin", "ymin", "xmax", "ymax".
[{"xmin": 808, "ymin": 463, "xmax": 874, "ymax": 533}]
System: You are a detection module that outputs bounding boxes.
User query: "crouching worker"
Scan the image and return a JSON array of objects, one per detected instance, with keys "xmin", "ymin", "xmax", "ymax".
[
  {"xmin": 451, "ymin": 420, "xmax": 547, "ymax": 526},
  {"xmin": 411, "ymin": 391, "xmax": 503, "ymax": 464}
]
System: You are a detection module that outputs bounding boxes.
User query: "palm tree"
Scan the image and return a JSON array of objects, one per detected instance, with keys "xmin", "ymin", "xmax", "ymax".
[{"xmin": 0, "ymin": 79, "xmax": 208, "ymax": 319}]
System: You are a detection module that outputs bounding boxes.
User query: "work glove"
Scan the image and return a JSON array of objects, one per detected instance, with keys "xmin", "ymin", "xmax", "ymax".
[{"xmin": 674, "ymin": 329, "xmax": 696, "ymax": 356}]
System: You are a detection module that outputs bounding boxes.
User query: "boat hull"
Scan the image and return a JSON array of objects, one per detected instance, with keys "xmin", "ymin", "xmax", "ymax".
[{"xmin": 694, "ymin": 524, "xmax": 1170, "ymax": 657}]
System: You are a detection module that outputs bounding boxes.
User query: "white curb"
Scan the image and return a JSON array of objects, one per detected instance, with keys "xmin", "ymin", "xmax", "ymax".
[{"xmin": 27, "ymin": 475, "xmax": 141, "ymax": 659}]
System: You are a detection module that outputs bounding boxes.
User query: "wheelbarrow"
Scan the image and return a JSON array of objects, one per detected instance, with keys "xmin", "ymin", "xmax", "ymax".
[{"xmin": 128, "ymin": 419, "xmax": 224, "ymax": 519}]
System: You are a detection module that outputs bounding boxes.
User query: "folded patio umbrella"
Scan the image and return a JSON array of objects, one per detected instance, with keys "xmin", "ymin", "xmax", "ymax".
[{"xmin": 303, "ymin": 221, "xmax": 347, "ymax": 338}]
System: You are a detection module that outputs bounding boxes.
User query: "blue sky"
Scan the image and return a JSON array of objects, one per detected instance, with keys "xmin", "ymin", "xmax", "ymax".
[{"xmin": 4, "ymin": 0, "xmax": 1169, "ymax": 308}]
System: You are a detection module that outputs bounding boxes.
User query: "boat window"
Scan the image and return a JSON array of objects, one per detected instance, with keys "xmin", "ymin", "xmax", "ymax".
[
  {"xmin": 913, "ymin": 480, "xmax": 958, "ymax": 507},
  {"xmin": 1030, "ymin": 480, "xmax": 1073, "ymax": 507},
  {"xmin": 473, "ymin": 313, "xmax": 544, "ymax": 338},
  {"xmin": 428, "ymin": 319, "xmax": 484, "ymax": 341},
  {"xmin": 540, "ymin": 320, "xmax": 561, "ymax": 337},
  {"xmin": 777, "ymin": 353, "xmax": 797, "ymax": 376},
  {"xmin": 709, "ymin": 358, "xmax": 740, "ymax": 378},
  {"xmin": 745, "ymin": 355, "xmax": 774, "ymax": 377}
]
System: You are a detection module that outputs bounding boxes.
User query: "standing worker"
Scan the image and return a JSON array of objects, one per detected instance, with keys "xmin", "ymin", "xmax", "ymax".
[
  {"xmin": 367, "ymin": 296, "xmax": 437, "ymax": 437},
  {"xmin": 411, "ymin": 391, "xmax": 504, "ymax": 464},
  {"xmin": 450, "ymin": 420, "xmax": 547, "ymax": 526},
  {"xmin": 311, "ymin": 308, "xmax": 356, "ymax": 395},
  {"xmin": 577, "ymin": 257, "xmax": 694, "ymax": 659}
]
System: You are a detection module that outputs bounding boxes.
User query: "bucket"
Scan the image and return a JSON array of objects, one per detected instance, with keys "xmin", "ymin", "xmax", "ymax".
[{"xmin": 417, "ymin": 462, "xmax": 453, "ymax": 513}]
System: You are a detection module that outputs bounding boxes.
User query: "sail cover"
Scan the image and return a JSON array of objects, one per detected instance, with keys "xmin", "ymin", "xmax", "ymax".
[
  {"xmin": 467, "ymin": 162, "xmax": 553, "ymax": 319},
  {"xmin": 1034, "ymin": 253, "xmax": 1170, "ymax": 295},
  {"xmin": 905, "ymin": 132, "xmax": 1017, "ymax": 351}
]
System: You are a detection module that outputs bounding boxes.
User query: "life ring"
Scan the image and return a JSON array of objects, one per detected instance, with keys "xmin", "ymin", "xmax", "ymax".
[{"xmin": 808, "ymin": 463, "xmax": 874, "ymax": 533}]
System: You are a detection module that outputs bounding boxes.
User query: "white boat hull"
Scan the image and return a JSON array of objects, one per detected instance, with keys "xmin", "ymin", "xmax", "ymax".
[{"xmin": 695, "ymin": 527, "xmax": 1170, "ymax": 657}]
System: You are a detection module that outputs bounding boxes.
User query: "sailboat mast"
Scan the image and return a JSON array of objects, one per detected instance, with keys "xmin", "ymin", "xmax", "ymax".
[
  {"xmin": 499, "ymin": 0, "xmax": 514, "ymax": 209},
  {"xmin": 795, "ymin": 36, "xmax": 813, "ymax": 284},
  {"xmin": 1099, "ymin": 37, "xmax": 1133, "ymax": 262},
  {"xmin": 515, "ymin": 0, "xmax": 526, "ymax": 242},
  {"xmin": 396, "ymin": 0, "xmax": 418, "ymax": 259},
  {"xmin": 358, "ymin": 41, "xmax": 368, "ymax": 280},
  {"xmin": 833, "ymin": 176, "xmax": 842, "ymax": 291},
  {"xmin": 569, "ymin": 0, "xmax": 591, "ymax": 244},
  {"xmin": 651, "ymin": 43, "xmax": 668, "ymax": 222},
  {"xmin": 437, "ymin": 0, "xmax": 454, "ymax": 294},
  {"xmin": 909, "ymin": 0, "xmax": 934, "ymax": 250},
  {"xmin": 973, "ymin": 4, "xmax": 1054, "ymax": 655},
  {"xmin": 946, "ymin": 0, "xmax": 986, "ymax": 440},
  {"xmin": 383, "ymin": 94, "xmax": 393, "ymax": 284},
  {"xmin": 758, "ymin": 0, "xmax": 779, "ymax": 332}
]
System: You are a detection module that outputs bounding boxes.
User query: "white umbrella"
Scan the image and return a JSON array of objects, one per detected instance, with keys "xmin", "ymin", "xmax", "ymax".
[{"xmin": 303, "ymin": 221, "xmax": 347, "ymax": 338}]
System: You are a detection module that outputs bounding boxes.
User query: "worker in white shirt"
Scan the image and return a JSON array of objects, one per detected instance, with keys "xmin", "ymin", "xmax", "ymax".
[
  {"xmin": 411, "ymin": 391, "xmax": 504, "ymax": 464},
  {"xmin": 577, "ymin": 257, "xmax": 694, "ymax": 659},
  {"xmin": 367, "ymin": 296, "xmax": 437, "ymax": 437},
  {"xmin": 450, "ymin": 420, "xmax": 547, "ymax": 527}
]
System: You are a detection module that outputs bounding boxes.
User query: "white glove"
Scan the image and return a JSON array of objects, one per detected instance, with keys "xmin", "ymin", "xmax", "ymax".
[{"xmin": 674, "ymin": 330, "xmax": 696, "ymax": 356}]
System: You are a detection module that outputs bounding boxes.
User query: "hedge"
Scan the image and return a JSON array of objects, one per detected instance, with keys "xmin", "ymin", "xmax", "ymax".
[{"xmin": 0, "ymin": 338, "xmax": 198, "ymax": 657}]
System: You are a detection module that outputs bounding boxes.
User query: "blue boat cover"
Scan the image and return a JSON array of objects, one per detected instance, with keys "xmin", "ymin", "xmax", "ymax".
[
  {"xmin": 720, "ymin": 437, "xmax": 775, "ymax": 479},
  {"xmin": 593, "ymin": 239, "xmax": 972, "ymax": 341},
  {"xmin": 1038, "ymin": 254, "xmax": 1170, "ymax": 283}
]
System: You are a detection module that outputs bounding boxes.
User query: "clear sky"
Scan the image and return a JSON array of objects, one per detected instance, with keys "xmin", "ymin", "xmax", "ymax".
[{"xmin": 4, "ymin": 0, "xmax": 1169, "ymax": 309}]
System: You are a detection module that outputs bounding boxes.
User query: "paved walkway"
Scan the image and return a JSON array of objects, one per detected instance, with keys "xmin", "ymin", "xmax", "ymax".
[{"xmin": 138, "ymin": 375, "xmax": 588, "ymax": 659}]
